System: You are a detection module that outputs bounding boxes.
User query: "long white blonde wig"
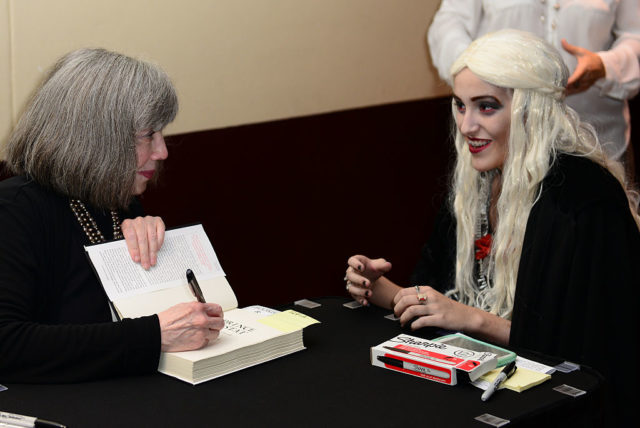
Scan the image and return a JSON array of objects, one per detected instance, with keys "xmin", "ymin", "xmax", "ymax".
[{"xmin": 447, "ymin": 29, "xmax": 639, "ymax": 318}]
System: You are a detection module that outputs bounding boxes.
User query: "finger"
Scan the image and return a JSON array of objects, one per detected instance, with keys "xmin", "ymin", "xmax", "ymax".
[
  {"xmin": 394, "ymin": 288, "xmax": 428, "ymax": 317},
  {"xmin": 347, "ymin": 255, "xmax": 368, "ymax": 272},
  {"xmin": 149, "ymin": 217, "xmax": 165, "ymax": 266},
  {"xmin": 204, "ymin": 303, "xmax": 224, "ymax": 317},
  {"xmin": 346, "ymin": 281, "xmax": 369, "ymax": 298},
  {"xmin": 345, "ymin": 267, "xmax": 370, "ymax": 288},
  {"xmin": 121, "ymin": 219, "xmax": 141, "ymax": 263},
  {"xmin": 399, "ymin": 303, "xmax": 428, "ymax": 327},
  {"xmin": 369, "ymin": 258, "xmax": 392, "ymax": 275},
  {"xmin": 392, "ymin": 286, "xmax": 414, "ymax": 305},
  {"xmin": 409, "ymin": 314, "xmax": 437, "ymax": 330},
  {"xmin": 208, "ymin": 316, "xmax": 225, "ymax": 332},
  {"xmin": 567, "ymin": 64, "xmax": 586, "ymax": 87},
  {"xmin": 155, "ymin": 217, "xmax": 166, "ymax": 249},
  {"xmin": 561, "ymin": 38, "xmax": 581, "ymax": 56},
  {"xmin": 134, "ymin": 219, "xmax": 151, "ymax": 270},
  {"xmin": 208, "ymin": 328, "xmax": 220, "ymax": 342},
  {"xmin": 145, "ymin": 219, "xmax": 160, "ymax": 267},
  {"xmin": 393, "ymin": 294, "xmax": 412, "ymax": 317}
]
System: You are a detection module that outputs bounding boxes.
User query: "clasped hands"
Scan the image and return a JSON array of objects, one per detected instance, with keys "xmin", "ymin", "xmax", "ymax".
[
  {"xmin": 345, "ymin": 255, "xmax": 471, "ymax": 332},
  {"xmin": 121, "ymin": 216, "xmax": 225, "ymax": 351}
]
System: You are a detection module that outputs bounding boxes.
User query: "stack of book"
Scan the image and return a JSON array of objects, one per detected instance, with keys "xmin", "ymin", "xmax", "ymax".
[{"xmin": 86, "ymin": 224, "xmax": 316, "ymax": 384}]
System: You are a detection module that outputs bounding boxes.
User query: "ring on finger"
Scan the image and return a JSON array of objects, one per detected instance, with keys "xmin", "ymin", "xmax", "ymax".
[
  {"xmin": 345, "ymin": 281, "xmax": 351, "ymax": 291},
  {"xmin": 417, "ymin": 292, "xmax": 428, "ymax": 304}
]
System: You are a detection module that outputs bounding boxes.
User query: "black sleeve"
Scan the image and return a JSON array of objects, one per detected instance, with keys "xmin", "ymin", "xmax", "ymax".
[
  {"xmin": 0, "ymin": 184, "xmax": 161, "ymax": 383},
  {"xmin": 511, "ymin": 177, "xmax": 640, "ymax": 423},
  {"xmin": 409, "ymin": 201, "xmax": 457, "ymax": 293}
]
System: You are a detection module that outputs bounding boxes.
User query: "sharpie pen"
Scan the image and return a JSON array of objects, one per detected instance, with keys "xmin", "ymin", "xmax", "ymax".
[
  {"xmin": 0, "ymin": 411, "xmax": 66, "ymax": 428},
  {"xmin": 186, "ymin": 269, "xmax": 206, "ymax": 303},
  {"xmin": 383, "ymin": 346, "xmax": 459, "ymax": 365},
  {"xmin": 377, "ymin": 355, "xmax": 451, "ymax": 379},
  {"xmin": 481, "ymin": 360, "xmax": 517, "ymax": 401}
]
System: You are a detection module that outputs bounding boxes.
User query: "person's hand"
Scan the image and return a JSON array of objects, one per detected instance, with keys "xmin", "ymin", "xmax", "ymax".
[
  {"xmin": 561, "ymin": 39, "xmax": 605, "ymax": 95},
  {"xmin": 121, "ymin": 216, "xmax": 165, "ymax": 270},
  {"xmin": 344, "ymin": 255, "xmax": 392, "ymax": 306},
  {"xmin": 158, "ymin": 302, "xmax": 225, "ymax": 352},
  {"xmin": 392, "ymin": 285, "xmax": 472, "ymax": 332}
]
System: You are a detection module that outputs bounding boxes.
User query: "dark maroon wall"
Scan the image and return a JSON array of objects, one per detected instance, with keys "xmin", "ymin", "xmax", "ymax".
[
  {"xmin": 140, "ymin": 98, "xmax": 454, "ymax": 307},
  {"xmin": 4, "ymin": 95, "xmax": 639, "ymax": 308}
]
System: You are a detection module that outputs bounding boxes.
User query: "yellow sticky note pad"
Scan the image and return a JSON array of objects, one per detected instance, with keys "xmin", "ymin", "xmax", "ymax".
[
  {"xmin": 481, "ymin": 367, "xmax": 551, "ymax": 392},
  {"xmin": 258, "ymin": 309, "xmax": 320, "ymax": 333}
]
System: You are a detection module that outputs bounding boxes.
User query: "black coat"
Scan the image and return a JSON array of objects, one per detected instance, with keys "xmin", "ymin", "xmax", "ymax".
[
  {"xmin": 0, "ymin": 176, "xmax": 160, "ymax": 383},
  {"xmin": 410, "ymin": 155, "xmax": 639, "ymax": 423}
]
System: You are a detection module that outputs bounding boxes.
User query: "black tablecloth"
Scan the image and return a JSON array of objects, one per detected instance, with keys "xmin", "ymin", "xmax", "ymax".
[{"xmin": 0, "ymin": 296, "xmax": 604, "ymax": 427}]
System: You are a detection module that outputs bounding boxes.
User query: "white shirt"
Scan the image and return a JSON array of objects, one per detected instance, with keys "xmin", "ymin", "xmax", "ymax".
[{"xmin": 428, "ymin": 0, "xmax": 640, "ymax": 160}]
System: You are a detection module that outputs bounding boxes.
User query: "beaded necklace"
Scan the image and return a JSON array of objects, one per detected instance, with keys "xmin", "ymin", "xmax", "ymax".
[
  {"xmin": 474, "ymin": 171, "xmax": 496, "ymax": 291},
  {"xmin": 69, "ymin": 199, "xmax": 122, "ymax": 244}
]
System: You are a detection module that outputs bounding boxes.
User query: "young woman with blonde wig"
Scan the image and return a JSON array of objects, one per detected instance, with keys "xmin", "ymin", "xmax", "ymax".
[{"xmin": 345, "ymin": 30, "xmax": 639, "ymax": 422}]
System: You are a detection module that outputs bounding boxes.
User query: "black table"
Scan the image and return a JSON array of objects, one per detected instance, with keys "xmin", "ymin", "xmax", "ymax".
[{"xmin": 0, "ymin": 297, "xmax": 604, "ymax": 427}]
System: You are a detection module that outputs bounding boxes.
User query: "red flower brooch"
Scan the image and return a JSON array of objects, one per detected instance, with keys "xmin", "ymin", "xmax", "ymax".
[{"xmin": 474, "ymin": 234, "xmax": 492, "ymax": 260}]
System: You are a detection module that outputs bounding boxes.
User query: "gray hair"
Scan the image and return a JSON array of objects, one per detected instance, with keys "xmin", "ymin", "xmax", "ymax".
[{"xmin": 3, "ymin": 48, "xmax": 178, "ymax": 209}]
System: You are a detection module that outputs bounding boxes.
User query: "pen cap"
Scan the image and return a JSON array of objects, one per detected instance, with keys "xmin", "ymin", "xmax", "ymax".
[{"xmin": 502, "ymin": 360, "xmax": 517, "ymax": 377}]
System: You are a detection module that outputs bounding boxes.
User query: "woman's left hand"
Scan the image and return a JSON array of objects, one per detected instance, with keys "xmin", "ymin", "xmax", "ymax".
[
  {"xmin": 121, "ymin": 216, "xmax": 165, "ymax": 270},
  {"xmin": 392, "ymin": 285, "xmax": 472, "ymax": 332}
]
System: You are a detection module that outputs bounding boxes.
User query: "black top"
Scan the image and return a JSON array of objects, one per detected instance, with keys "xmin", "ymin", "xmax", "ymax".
[
  {"xmin": 410, "ymin": 155, "xmax": 640, "ymax": 423},
  {"xmin": 0, "ymin": 176, "xmax": 161, "ymax": 383}
]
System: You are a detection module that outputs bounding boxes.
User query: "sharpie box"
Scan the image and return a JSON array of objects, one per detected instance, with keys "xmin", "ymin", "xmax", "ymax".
[{"xmin": 370, "ymin": 334, "xmax": 498, "ymax": 385}]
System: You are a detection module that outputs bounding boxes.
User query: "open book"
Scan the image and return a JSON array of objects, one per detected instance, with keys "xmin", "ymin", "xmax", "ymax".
[{"xmin": 85, "ymin": 224, "xmax": 314, "ymax": 384}]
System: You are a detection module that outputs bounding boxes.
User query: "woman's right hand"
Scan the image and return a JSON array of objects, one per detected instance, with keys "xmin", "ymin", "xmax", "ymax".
[
  {"xmin": 344, "ymin": 255, "xmax": 392, "ymax": 306},
  {"xmin": 157, "ymin": 302, "xmax": 225, "ymax": 352}
]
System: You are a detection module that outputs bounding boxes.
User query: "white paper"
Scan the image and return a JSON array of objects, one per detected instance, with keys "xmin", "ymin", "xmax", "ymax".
[
  {"xmin": 242, "ymin": 305, "xmax": 281, "ymax": 318},
  {"xmin": 515, "ymin": 356, "xmax": 556, "ymax": 374},
  {"xmin": 86, "ymin": 224, "xmax": 225, "ymax": 300}
]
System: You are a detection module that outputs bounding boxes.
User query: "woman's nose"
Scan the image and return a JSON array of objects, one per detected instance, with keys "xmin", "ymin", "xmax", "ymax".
[
  {"xmin": 459, "ymin": 112, "xmax": 479, "ymax": 135},
  {"xmin": 151, "ymin": 132, "xmax": 168, "ymax": 160}
]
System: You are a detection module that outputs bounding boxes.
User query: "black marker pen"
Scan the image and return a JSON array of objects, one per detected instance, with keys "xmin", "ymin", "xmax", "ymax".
[
  {"xmin": 0, "ymin": 411, "xmax": 66, "ymax": 428},
  {"xmin": 186, "ymin": 268, "xmax": 206, "ymax": 303},
  {"xmin": 377, "ymin": 355, "xmax": 451, "ymax": 379}
]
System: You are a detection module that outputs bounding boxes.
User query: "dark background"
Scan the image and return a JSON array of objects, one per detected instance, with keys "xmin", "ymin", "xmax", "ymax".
[
  {"xmin": 141, "ymin": 97, "xmax": 454, "ymax": 308},
  {"xmin": 2, "ymin": 95, "xmax": 638, "ymax": 308}
]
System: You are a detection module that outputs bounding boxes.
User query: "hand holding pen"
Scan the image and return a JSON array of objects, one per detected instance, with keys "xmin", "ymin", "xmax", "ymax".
[
  {"xmin": 481, "ymin": 360, "xmax": 517, "ymax": 401},
  {"xmin": 155, "ymin": 269, "xmax": 224, "ymax": 352}
]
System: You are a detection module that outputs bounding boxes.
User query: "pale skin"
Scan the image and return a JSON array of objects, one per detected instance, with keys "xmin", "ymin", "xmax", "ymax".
[
  {"xmin": 345, "ymin": 69, "xmax": 514, "ymax": 345},
  {"xmin": 120, "ymin": 129, "xmax": 225, "ymax": 352}
]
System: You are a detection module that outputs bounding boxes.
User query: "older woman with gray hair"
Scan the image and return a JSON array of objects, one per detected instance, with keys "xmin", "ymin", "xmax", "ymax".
[
  {"xmin": 0, "ymin": 48, "xmax": 224, "ymax": 382},
  {"xmin": 345, "ymin": 30, "xmax": 639, "ymax": 423}
]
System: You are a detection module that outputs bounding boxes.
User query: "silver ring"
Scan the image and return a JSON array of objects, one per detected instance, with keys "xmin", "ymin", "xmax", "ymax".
[
  {"xmin": 343, "ymin": 275, "xmax": 348, "ymax": 282},
  {"xmin": 345, "ymin": 282, "xmax": 350, "ymax": 291},
  {"xmin": 415, "ymin": 285, "xmax": 420, "ymax": 294}
]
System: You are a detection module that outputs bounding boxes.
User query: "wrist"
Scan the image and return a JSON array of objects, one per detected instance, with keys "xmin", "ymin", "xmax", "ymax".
[{"xmin": 461, "ymin": 305, "xmax": 485, "ymax": 335}]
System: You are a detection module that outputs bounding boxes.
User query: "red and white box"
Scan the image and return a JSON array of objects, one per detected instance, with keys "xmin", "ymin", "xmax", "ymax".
[{"xmin": 371, "ymin": 334, "xmax": 498, "ymax": 385}]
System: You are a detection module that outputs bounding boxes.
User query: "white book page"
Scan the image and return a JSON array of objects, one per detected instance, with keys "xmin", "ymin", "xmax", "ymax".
[
  {"xmin": 160, "ymin": 308, "xmax": 285, "ymax": 362},
  {"xmin": 86, "ymin": 224, "xmax": 225, "ymax": 301},
  {"xmin": 113, "ymin": 276, "xmax": 238, "ymax": 318}
]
